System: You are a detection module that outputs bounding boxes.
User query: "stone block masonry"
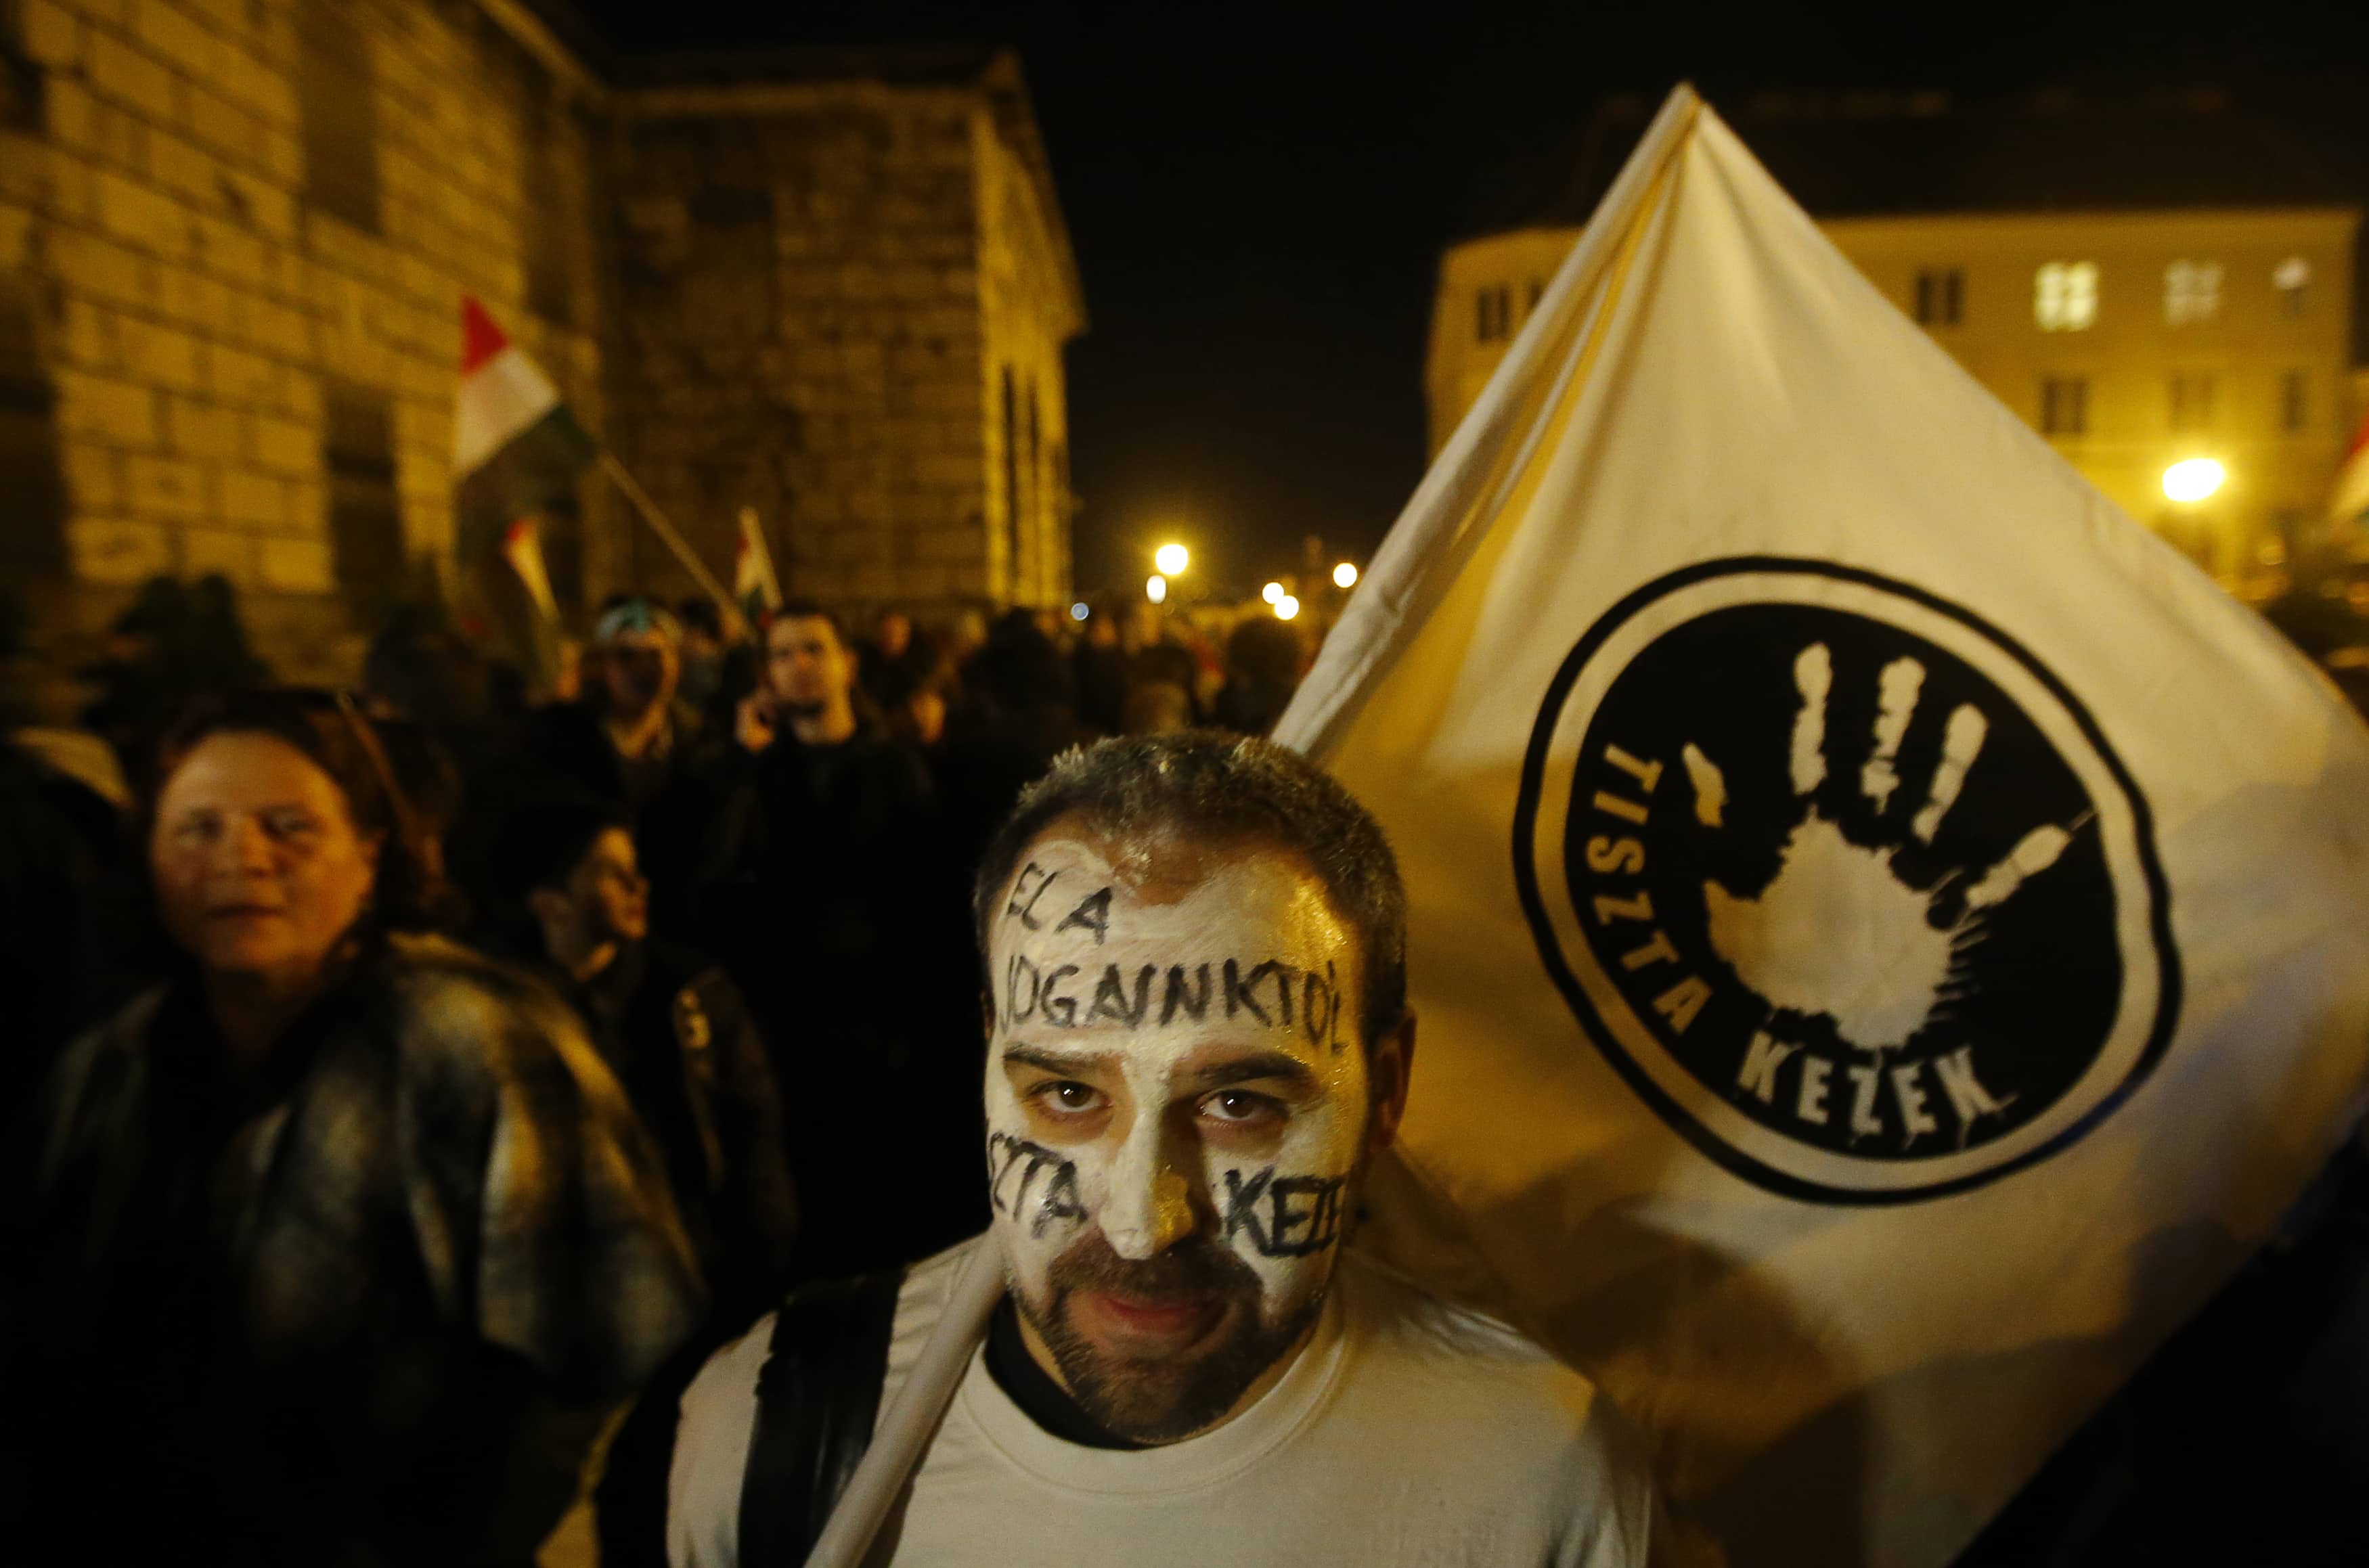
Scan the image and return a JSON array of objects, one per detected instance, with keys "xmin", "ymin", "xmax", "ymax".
[
  {"xmin": 1, "ymin": 0, "xmax": 606, "ymax": 680},
  {"xmin": 607, "ymin": 51, "xmax": 1084, "ymax": 621},
  {"xmin": 2, "ymin": 6, "xmax": 1083, "ymax": 676}
]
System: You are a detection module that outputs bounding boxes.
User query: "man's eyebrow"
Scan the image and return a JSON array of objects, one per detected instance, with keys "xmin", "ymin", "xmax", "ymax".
[
  {"xmin": 1183, "ymin": 1051, "xmax": 1319, "ymax": 1092},
  {"xmin": 1000, "ymin": 1043, "xmax": 1110, "ymax": 1077}
]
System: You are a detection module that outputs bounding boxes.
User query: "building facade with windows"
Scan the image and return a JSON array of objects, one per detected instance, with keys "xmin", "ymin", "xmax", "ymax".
[
  {"xmin": 1427, "ymin": 93, "xmax": 2362, "ymax": 600},
  {"xmin": 0, "ymin": 0, "xmax": 1080, "ymax": 679}
]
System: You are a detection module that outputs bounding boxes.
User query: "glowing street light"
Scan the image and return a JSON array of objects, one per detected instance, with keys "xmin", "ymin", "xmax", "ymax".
[
  {"xmin": 1145, "ymin": 574, "xmax": 1168, "ymax": 605},
  {"xmin": 1274, "ymin": 594, "xmax": 1301, "ymax": 621},
  {"xmin": 1261, "ymin": 581, "xmax": 1285, "ymax": 604},
  {"xmin": 2162, "ymin": 458, "xmax": 2226, "ymax": 503},
  {"xmin": 1069, "ymin": 602, "xmax": 1089, "ymax": 622},
  {"xmin": 1155, "ymin": 542, "xmax": 1190, "ymax": 577},
  {"xmin": 1332, "ymin": 561, "xmax": 1358, "ymax": 589}
]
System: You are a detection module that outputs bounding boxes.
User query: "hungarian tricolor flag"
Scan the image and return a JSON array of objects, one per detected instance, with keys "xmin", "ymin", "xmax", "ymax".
[
  {"xmin": 2332, "ymin": 407, "xmax": 2369, "ymax": 531},
  {"xmin": 452, "ymin": 295, "xmax": 596, "ymax": 569}
]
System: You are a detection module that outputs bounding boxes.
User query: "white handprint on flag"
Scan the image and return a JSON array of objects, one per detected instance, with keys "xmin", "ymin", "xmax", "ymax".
[{"xmin": 1683, "ymin": 644, "xmax": 2079, "ymax": 1054}]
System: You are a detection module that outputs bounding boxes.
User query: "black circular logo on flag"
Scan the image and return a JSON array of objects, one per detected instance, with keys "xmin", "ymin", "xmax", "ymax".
[{"xmin": 1513, "ymin": 558, "xmax": 2178, "ymax": 1203}]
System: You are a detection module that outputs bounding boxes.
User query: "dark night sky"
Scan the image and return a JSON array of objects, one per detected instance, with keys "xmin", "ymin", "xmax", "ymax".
[{"xmin": 571, "ymin": 1, "xmax": 2369, "ymax": 599}]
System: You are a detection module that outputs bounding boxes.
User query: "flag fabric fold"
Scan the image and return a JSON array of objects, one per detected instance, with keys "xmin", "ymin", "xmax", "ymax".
[{"xmin": 1279, "ymin": 85, "xmax": 2369, "ymax": 1568}]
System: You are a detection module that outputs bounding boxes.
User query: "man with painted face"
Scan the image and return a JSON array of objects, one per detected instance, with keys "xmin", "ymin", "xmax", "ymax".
[{"xmin": 667, "ymin": 734, "xmax": 1666, "ymax": 1567}]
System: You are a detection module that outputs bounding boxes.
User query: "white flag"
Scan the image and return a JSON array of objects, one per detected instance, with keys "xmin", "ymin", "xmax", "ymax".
[
  {"xmin": 1279, "ymin": 85, "xmax": 2369, "ymax": 1567},
  {"xmin": 735, "ymin": 505, "xmax": 783, "ymax": 619}
]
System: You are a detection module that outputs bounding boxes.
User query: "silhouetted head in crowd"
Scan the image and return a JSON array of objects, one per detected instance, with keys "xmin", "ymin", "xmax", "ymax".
[
  {"xmin": 1082, "ymin": 597, "xmax": 1126, "ymax": 650},
  {"xmin": 1215, "ymin": 617, "xmax": 1305, "ymax": 738},
  {"xmin": 676, "ymin": 598, "xmax": 726, "ymax": 648},
  {"xmin": 972, "ymin": 611, "xmax": 1075, "ymax": 715},
  {"xmin": 873, "ymin": 610, "xmax": 913, "ymax": 663},
  {"xmin": 674, "ymin": 597, "xmax": 729, "ymax": 710},
  {"xmin": 362, "ymin": 609, "xmax": 494, "ymax": 734},
  {"xmin": 1226, "ymin": 617, "xmax": 1303, "ymax": 690},
  {"xmin": 879, "ymin": 644, "xmax": 956, "ymax": 748},
  {"xmin": 1122, "ymin": 681, "xmax": 1195, "ymax": 736}
]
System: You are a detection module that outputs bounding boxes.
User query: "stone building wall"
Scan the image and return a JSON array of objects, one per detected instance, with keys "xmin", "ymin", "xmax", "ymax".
[
  {"xmin": 606, "ymin": 52, "xmax": 1085, "ymax": 620},
  {"xmin": 0, "ymin": 0, "xmax": 608, "ymax": 680},
  {"xmin": 974, "ymin": 85, "xmax": 1082, "ymax": 610},
  {"xmin": 0, "ymin": 6, "xmax": 1082, "ymax": 675}
]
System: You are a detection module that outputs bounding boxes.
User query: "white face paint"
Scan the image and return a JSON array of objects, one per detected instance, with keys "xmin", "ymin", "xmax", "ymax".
[{"xmin": 983, "ymin": 829, "xmax": 1371, "ymax": 1347}]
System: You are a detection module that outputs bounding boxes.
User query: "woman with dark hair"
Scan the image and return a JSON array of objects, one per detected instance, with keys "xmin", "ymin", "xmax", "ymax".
[{"xmin": 5, "ymin": 689, "xmax": 703, "ymax": 1567}]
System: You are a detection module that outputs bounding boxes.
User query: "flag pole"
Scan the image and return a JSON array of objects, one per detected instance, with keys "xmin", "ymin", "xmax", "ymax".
[
  {"xmin": 597, "ymin": 449, "xmax": 736, "ymax": 612},
  {"xmin": 800, "ymin": 1240, "xmax": 1006, "ymax": 1568}
]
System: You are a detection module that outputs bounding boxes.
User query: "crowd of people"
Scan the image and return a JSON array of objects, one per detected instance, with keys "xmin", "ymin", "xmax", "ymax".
[{"xmin": 0, "ymin": 573, "xmax": 1320, "ymax": 1566}]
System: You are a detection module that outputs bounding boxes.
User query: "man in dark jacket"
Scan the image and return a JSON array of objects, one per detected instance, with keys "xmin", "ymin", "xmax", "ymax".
[{"xmin": 707, "ymin": 601, "xmax": 977, "ymax": 1279}]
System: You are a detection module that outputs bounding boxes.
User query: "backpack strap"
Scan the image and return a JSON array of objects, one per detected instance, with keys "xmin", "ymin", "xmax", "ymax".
[{"xmin": 738, "ymin": 1269, "xmax": 906, "ymax": 1567}]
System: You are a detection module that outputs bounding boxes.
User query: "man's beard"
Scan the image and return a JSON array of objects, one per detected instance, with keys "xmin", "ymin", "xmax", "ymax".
[{"xmin": 1014, "ymin": 1228, "xmax": 1327, "ymax": 1444}]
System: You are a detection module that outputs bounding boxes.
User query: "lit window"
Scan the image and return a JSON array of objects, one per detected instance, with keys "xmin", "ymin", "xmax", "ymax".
[
  {"xmin": 1914, "ymin": 268, "xmax": 1964, "ymax": 327},
  {"xmin": 2040, "ymin": 376, "xmax": 2088, "ymax": 436},
  {"xmin": 2280, "ymin": 369, "xmax": 2307, "ymax": 433},
  {"xmin": 2169, "ymin": 372, "xmax": 2217, "ymax": 432},
  {"xmin": 2035, "ymin": 262, "xmax": 2097, "ymax": 331},
  {"xmin": 2164, "ymin": 259, "xmax": 2223, "ymax": 326},
  {"xmin": 2274, "ymin": 256, "xmax": 2310, "ymax": 317},
  {"xmin": 1475, "ymin": 286, "xmax": 1511, "ymax": 343}
]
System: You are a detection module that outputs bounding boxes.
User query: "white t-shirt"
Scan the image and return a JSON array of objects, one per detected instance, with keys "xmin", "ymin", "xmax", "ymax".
[{"xmin": 670, "ymin": 1238, "xmax": 1663, "ymax": 1568}]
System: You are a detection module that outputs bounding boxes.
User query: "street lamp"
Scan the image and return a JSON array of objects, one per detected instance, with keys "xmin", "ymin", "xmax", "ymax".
[
  {"xmin": 1155, "ymin": 542, "xmax": 1190, "ymax": 577},
  {"xmin": 1146, "ymin": 574, "xmax": 1168, "ymax": 605},
  {"xmin": 1332, "ymin": 562, "xmax": 1358, "ymax": 589},
  {"xmin": 2163, "ymin": 458, "xmax": 2226, "ymax": 503},
  {"xmin": 1261, "ymin": 581, "xmax": 1285, "ymax": 604},
  {"xmin": 1274, "ymin": 594, "xmax": 1300, "ymax": 621}
]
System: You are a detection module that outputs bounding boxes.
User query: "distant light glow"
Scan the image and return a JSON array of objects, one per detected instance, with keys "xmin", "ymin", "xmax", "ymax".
[
  {"xmin": 1332, "ymin": 562, "xmax": 1358, "ymax": 589},
  {"xmin": 1261, "ymin": 581, "xmax": 1285, "ymax": 604},
  {"xmin": 1146, "ymin": 574, "xmax": 1168, "ymax": 604},
  {"xmin": 1069, "ymin": 602, "xmax": 1089, "ymax": 622},
  {"xmin": 1274, "ymin": 595, "xmax": 1300, "ymax": 621},
  {"xmin": 1154, "ymin": 543, "xmax": 1190, "ymax": 576},
  {"xmin": 2162, "ymin": 458, "xmax": 2226, "ymax": 503}
]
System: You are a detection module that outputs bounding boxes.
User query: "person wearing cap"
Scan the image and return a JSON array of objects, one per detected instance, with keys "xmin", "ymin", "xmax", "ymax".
[{"xmin": 589, "ymin": 598, "xmax": 703, "ymax": 811}]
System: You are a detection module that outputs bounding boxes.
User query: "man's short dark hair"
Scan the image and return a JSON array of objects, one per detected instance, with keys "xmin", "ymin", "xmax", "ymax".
[
  {"xmin": 493, "ymin": 792, "xmax": 634, "ymax": 905},
  {"xmin": 770, "ymin": 598, "xmax": 848, "ymax": 650},
  {"xmin": 974, "ymin": 732, "xmax": 1408, "ymax": 1048},
  {"xmin": 676, "ymin": 597, "xmax": 724, "ymax": 640}
]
